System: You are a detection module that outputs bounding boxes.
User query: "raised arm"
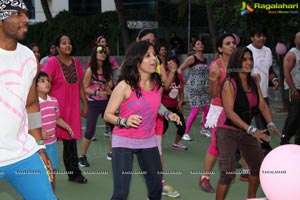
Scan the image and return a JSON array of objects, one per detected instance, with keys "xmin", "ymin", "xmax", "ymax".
[
  {"xmin": 208, "ymin": 62, "xmax": 220, "ymax": 98},
  {"xmin": 177, "ymin": 55, "xmax": 194, "ymax": 74}
]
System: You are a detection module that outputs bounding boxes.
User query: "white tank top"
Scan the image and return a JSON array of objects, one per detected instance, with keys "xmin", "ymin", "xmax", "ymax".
[
  {"xmin": 0, "ymin": 43, "xmax": 39, "ymax": 166},
  {"xmin": 289, "ymin": 48, "xmax": 300, "ymax": 90}
]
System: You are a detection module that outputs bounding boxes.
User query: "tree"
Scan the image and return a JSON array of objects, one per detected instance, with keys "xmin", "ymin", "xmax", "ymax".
[
  {"xmin": 114, "ymin": 0, "xmax": 130, "ymax": 51},
  {"xmin": 41, "ymin": 0, "xmax": 53, "ymax": 25},
  {"xmin": 205, "ymin": 0, "xmax": 217, "ymax": 52}
]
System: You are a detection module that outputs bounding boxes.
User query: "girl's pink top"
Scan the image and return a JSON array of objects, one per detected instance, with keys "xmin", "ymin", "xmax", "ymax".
[{"xmin": 42, "ymin": 57, "xmax": 84, "ymax": 140}]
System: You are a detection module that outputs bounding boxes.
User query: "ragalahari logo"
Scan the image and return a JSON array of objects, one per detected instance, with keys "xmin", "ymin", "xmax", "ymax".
[{"xmin": 240, "ymin": 2, "xmax": 255, "ymax": 15}]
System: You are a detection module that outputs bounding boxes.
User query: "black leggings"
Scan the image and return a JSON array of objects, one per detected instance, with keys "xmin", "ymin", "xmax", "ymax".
[
  {"xmin": 163, "ymin": 107, "xmax": 186, "ymax": 136},
  {"xmin": 111, "ymin": 147, "xmax": 162, "ymax": 200}
]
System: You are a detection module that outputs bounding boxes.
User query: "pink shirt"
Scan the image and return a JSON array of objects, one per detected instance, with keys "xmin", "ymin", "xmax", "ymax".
[
  {"xmin": 86, "ymin": 73, "xmax": 109, "ymax": 101},
  {"xmin": 42, "ymin": 57, "xmax": 84, "ymax": 140},
  {"xmin": 39, "ymin": 96, "xmax": 60, "ymax": 145},
  {"xmin": 210, "ymin": 59, "xmax": 227, "ymax": 106},
  {"xmin": 113, "ymin": 85, "xmax": 161, "ymax": 139}
]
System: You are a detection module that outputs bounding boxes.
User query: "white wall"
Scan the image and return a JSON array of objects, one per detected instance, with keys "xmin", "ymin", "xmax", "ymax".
[
  {"xmin": 33, "ymin": 0, "xmax": 69, "ymax": 22},
  {"xmin": 102, "ymin": 0, "xmax": 116, "ymax": 12}
]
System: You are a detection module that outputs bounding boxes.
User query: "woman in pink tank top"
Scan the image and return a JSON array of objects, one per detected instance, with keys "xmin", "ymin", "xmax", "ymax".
[
  {"xmin": 199, "ymin": 33, "xmax": 237, "ymax": 193},
  {"xmin": 104, "ymin": 41, "xmax": 181, "ymax": 200}
]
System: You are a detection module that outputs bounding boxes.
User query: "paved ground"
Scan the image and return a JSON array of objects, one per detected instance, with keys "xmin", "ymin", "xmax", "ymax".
[{"xmin": 0, "ymin": 89, "xmax": 289, "ymax": 200}]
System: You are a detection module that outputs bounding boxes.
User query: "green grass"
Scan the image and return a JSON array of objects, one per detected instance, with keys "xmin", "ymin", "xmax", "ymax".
[{"xmin": 0, "ymin": 99, "xmax": 287, "ymax": 200}]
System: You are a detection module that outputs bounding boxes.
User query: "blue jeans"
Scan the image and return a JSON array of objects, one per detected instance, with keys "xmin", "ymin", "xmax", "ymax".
[
  {"xmin": 281, "ymin": 89, "xmax": 300, "ymax": 144},
  {"xmin": 0, "ymin": 153, "xmax": 57, "ymax": 200},
  {"xmin": 111, "ymin": 147, "xmax": 162, "ymax": 200}
]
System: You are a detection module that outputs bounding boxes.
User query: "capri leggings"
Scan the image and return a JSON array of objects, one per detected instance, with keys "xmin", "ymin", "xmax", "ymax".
[
  {"xmin": 185, "ymin": 105, "xmax": 210, "ymax": 134},
  {"xmin": 205, "ymin": 104, "xmax": 226, "ymax": 157},
  {"xmin": 85, "ymin": 100, "xmax": 109, "ymax": 139},
  {"xmin": 216, "ymin": 127, "xmax": 264, "ymax": 185}
]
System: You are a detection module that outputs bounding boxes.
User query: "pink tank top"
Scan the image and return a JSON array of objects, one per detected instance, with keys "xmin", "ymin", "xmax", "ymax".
[
  {"xmin": 113, "ymin": 85, "xmax": 161, "ymax": 139},
  {"xmin": 210, "ymin": 59, "xmax": 227, "ymax": 106},
  {"xmin": 86, "ymin": 73, "xmax": 108, "ymax": 101}
]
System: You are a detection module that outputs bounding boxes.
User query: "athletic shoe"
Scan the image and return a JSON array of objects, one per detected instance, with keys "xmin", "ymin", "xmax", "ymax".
[
  {"xmin": 107, "ymin": 152, "xmax": 112, "ymax": 160},
  {"xmin": 91, "ymin": 136, "xmax": 97, "ymax": 141},
  {"xmin": 182, "ymin": 134, "xmax": 192, "ymax": 141},
  {"xmin": 162, "ymin": 185, "xmax": 180, "ymax": 198},
  {"xmin": 78, "ymin": 155, "xmax": 90, "ymax": 167},
  {"xmin": 199, "ymin": 176, "xmax": 215, "ymax": 193},
  {"xmin": 172, "ymin": 143, "xmax": 187, "ymax": 151},
  {"xmin": 104, "ymin": 126, "xmax": 111, "ymax": 137},
  {"xmin": 104, "ymin": 132, "xmax": 110, "ymax": 137},
  {"xmin": 68, "ymin": 174, "xmax": 87, "ymax": 184},
  {"xmin": 200, "ymin": 128, "xmax": 211, "ymax": 137}
]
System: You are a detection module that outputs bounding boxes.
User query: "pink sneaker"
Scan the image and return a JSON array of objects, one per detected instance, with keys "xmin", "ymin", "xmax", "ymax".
[{"xmin": 199, "ymin": 176, "xmax": 215, "ymax": 193}]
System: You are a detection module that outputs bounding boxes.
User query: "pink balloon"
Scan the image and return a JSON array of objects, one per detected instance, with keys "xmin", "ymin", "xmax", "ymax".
[
  {"xmin": 260, "ymin": 144, "xmax": 300, "ymax": 200},
  {"xmin": 275, "ymin": 42, "xmax": 287, "ymax": 55},
  {"xmin": 232, "ymin": 33, "xmax": 240, "ymax": 45}
]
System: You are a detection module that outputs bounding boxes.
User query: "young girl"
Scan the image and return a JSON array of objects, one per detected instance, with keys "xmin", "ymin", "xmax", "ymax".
[
  {"xmin": 79, "ymin": 45, "xmax": 113, "ymax": 167},
  {"xmin": 178, "ymin": 39, "xmax": 211, "ymax": 141},
  {"xmin": 36, "ymin": 71, "xmax": 74, "ymax": 192},
  {"xmin": 104, "ymin": 41, "xmax": 181, "ymax": 200}
]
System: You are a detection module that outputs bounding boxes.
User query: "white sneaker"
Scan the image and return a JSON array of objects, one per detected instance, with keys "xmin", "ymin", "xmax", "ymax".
[
  {"xmin": 182, "ymin": 134, "xmax": 192, "ymax": 141},
  {"xmin": 200, "ymin": 129, "xmax": 211, "ymax": 137}
]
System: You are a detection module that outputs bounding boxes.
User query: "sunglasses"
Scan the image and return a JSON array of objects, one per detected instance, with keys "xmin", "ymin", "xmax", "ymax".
[{"xmin": 97, "ymin": 46, "xmax": 107, "ymax": 54}]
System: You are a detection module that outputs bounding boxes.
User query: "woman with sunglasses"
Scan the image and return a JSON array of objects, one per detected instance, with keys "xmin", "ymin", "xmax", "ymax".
[{"xmin": 79, "ymin": 45, "xmax": 114, "ymax": 167}]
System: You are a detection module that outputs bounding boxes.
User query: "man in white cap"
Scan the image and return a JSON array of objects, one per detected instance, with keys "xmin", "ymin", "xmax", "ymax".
[{"xmin": 0, "ymin": 0, "xmax": 57, "ymax": 199}]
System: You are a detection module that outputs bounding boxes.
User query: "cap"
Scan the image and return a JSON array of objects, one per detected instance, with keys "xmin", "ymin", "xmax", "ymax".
[{"xmin": 0, "ymin": 0, "xmax": 28, "ymax": 21}]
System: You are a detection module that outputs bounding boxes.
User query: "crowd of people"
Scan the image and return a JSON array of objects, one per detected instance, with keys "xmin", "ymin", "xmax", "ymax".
[{"xmin": 1, "ymin": 1, "xmax": 297, "ymax": 200}]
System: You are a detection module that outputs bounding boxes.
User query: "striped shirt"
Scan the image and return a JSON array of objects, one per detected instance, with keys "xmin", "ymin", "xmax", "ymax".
[{"xmin": 39, "ymin": 95, "xmax": 60, "ymax": 145}]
